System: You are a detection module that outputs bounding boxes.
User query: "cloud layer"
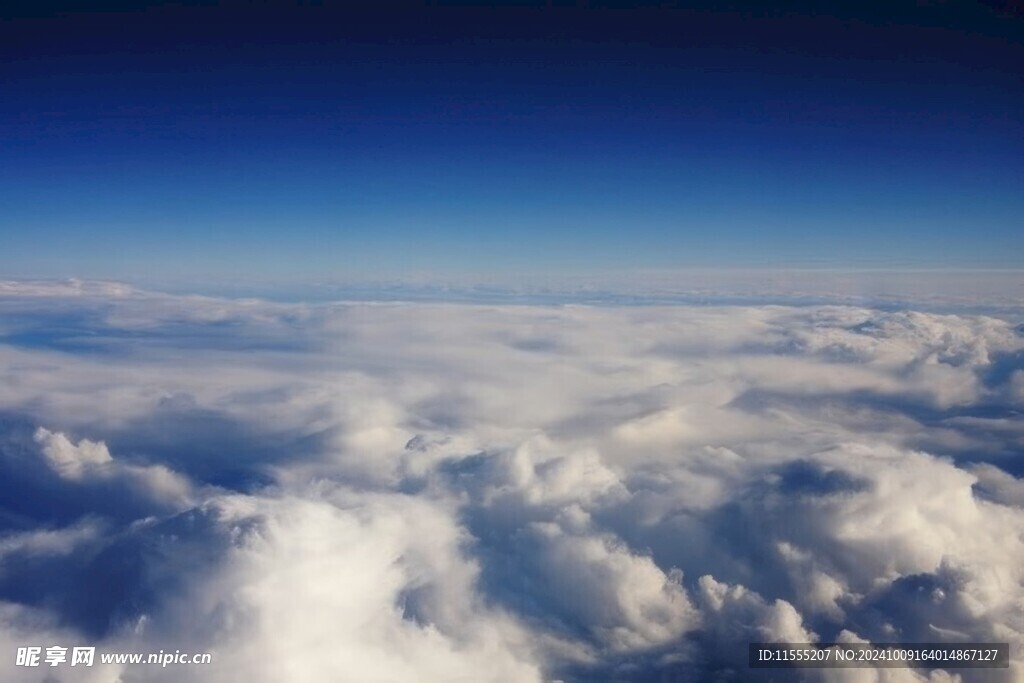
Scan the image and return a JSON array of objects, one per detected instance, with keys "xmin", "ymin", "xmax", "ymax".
[{"xmin": 0, "ymin": 282, "xmax": 1022, "ymax": 681}]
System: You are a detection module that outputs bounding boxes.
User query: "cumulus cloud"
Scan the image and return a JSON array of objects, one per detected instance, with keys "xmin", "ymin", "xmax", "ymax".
[
  {"xmin": 0, "ymin": 282, "xmax": 1022, "ymax": 681},
  {"xmin": 132, "ymin": 490, "xmax": 542, "ymax": 683},
  {"xmin": 30, "ymin": 427, "xmax": 193, "ymax": 512}
]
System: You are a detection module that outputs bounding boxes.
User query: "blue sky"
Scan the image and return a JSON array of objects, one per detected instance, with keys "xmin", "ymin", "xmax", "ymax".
[{"xmin": 1, "ymin": 1, "xmax": 1022, "ymax": 284}]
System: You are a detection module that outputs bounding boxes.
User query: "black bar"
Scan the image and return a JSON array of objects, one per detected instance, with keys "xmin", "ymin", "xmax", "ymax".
[{"xmin": 748, "ymin": 642, "xmax": 1010, "ymax": 669}]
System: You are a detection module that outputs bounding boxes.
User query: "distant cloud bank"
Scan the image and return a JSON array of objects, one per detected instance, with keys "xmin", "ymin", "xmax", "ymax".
[{"xmin": 0, "ymin": 280, "xmax": 1021, "ymax": 681}]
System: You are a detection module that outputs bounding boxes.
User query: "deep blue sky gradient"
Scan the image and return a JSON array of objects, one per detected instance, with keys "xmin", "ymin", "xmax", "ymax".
[{"xmin": 2, "ymin": 1, "xmax": 1022, "ymax": 282}]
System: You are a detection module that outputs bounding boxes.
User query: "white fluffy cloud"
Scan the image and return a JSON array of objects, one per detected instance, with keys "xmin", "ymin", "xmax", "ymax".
[
  {"xmin": 33, "ymin": 427, "xmax": 194, "ymax": 508},
  {"xmin": 0, "ymin": 282, "xmax": 1022, "ymax": 681}
]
